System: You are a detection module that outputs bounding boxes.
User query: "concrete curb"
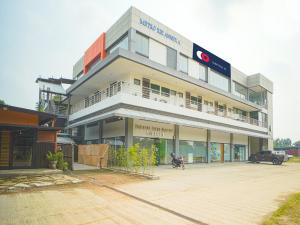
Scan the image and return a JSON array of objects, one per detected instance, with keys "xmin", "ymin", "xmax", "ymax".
[{"xmin": 103, "ymin": 168, "xmax": 160, "ymax": 180}]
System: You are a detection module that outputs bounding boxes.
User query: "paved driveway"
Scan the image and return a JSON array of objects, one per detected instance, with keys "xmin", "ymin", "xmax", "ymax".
[
  {"xmin": 116, "ymin": 163, "xmax": 300, "ymax": 225},
  {"xmin": 0, "ymin": 183, "xmax": 195, "ymax": 225}
]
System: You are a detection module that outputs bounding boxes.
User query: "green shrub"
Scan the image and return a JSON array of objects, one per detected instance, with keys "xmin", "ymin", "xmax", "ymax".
[
  {"xmin": 46, "ymin": 151, "xmax": 68, "ymax": 171},
  {"xmin": 46, "ymin": 151, "xmax": 58, "ymax": 161},
  {"xmin": 56, "ymin": 151, "xmax": 69, "ymax": 171},
  {"xmin": 107, "ymin": 143, "xmax": 158, "ymax": 175}
]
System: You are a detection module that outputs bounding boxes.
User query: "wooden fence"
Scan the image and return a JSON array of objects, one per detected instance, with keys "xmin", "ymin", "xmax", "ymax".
[
  {"xmin": 78, "ymin": 144, "xmax": 109, "ymax": 168},
  {"xmin": 32, "ymin": 143, "xmax": 55, "ymax": 168}
]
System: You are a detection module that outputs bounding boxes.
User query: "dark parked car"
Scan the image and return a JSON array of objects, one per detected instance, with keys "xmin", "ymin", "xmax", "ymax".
[{"xmin": 249, "ymin": 151, "xmax": 284, "ymax": 165}]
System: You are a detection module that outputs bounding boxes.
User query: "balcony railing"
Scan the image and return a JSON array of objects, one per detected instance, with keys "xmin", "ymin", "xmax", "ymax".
[{"xmin": 71, "ymin": 82, "xmax": 268, "ymax": 128}]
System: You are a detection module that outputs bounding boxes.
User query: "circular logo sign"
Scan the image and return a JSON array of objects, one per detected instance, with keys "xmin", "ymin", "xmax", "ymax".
[{"xmin": 196, "ymin": 50, "xmax": 210, "ymax": 63}]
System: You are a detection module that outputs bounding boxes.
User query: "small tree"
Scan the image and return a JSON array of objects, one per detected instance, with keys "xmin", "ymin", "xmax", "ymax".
[
  {"xmin": 0, "ymin": 99, "xmax": 5, "ymax": 105},
  {"xmin": 150, "ymin": 144, "xmax": 157, "ymax": 175},
  {"xmin": 128, "ymin": 143, "xmax": 141, "ymax": 173},
  {"xmin": 141, "ymin": 147, "xmax": 149, "ymax": 174}
]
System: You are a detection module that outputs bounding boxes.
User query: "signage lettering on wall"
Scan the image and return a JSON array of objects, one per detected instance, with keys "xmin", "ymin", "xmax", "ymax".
[
  {"xmin": 139, "ymin": 18, "xmax": 180, "ymax": 45},
  {"xmin": 134, "ymin": 124, "xmax": 173, "ymax": 138},
  {"xmin": 192, "ymin": 43, "xmax": 231, "ymax": 77}
]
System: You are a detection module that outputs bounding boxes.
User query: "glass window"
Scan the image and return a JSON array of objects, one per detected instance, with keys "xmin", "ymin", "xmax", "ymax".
[
  {"xmin": 103, "ymin": 136, "xmax": 125, "ymax": 151},
  {"xmin": 108, "ymin": 35, "xmax": 128, "ymax": 54},
  {"xmin": 150, "ymin": 83, "xmax": 160, "ymax": 94},
  {"xmin": 232, "ymin": 81, "xmax": 248, "ymax": 100},
  {"xmin": 233, "ymin": 108, "xmax": 247, "ymax": 116},
  {"xmin": 191, "ymin": 96, "xmax": 198, "ymax": 105},
  {"xmin": 134, "ymin": 79, "xmax": 141, "ymax": 86},
  {"xmin": 234, "ymin": 145, "xmax": 246, "ymax": 161},
  {"xmin": 179, "ymin": 140, "xmax": 207, "ymax": 163},
  {"xmin": 208, "ymin": 70, "xmax": 229, "ymax": 92},
  {"xmin": 136, "ymin": 32, "xmax": 149, "ymax": 57},
  {"xmin": 224, "ymin": 144, "xmax": 231, "ymax": 162},
  {"xmin": 179, "ymin": 54, "xmax": 188, "ymax": 74},
  {"xmin": 161, "ymin": 87, "xmax": 170, "ymax": 97},
  {"xmin": 167, "ymin": 47, "xmax": 177, "ymax": 69},
  {"xmin": 178, "ymin": 92, "xmax": 183, "ymax": 98},
  {"xmin": 199, "ymin": 64, "xmax": 206, "ymax": 81},
  {"xmin": 249, "ymin": 87, "xmax": 268, "ymax": 107},
  {"xmin": 170, "ymin": 90, "xmax": 176, "ymax": 96},
  {"xmin": 210, "ymin": 143, "xmax": 221, "ymax": 162}
]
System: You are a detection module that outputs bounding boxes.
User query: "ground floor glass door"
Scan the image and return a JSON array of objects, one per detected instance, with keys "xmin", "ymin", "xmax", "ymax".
[
  {"xmin": 210, "ymin": 143, "xmax": 222, "ymax": 162},
  {"xmin": 233, "ymin": 145, "xmax": 246, "ymax": 161},
  {"xmin": 210, "ymin": 143, "xmax": 230, "ymax": 162}
]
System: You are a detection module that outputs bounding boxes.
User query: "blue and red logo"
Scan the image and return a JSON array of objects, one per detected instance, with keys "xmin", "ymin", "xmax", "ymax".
[
  {"xmin": 192, "ymin": 43, "xmax": 231, "ymax": 77},
  {"xmin": 196, "ymin": 50, "xmax": 210, "ymax": 63}
]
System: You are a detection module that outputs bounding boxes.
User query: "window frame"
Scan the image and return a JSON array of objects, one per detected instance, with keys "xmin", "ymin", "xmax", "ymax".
[
  {"xmin": 179, "ymin": 54, "xmax": 188, "ymax": 74},
  {"xmin": 135, "ymin": 32, "xmax": 149, "ymax": 58}
]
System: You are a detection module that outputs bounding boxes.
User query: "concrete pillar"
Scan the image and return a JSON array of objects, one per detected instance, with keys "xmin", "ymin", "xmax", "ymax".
[
  {"xmin": 207, "ymin": 129, "xmax": 211, "ymax": 163},
  {"xmin": 174, "ymin": 124, "xmax": 179, "ymax": 156},
  {"xmin": 230, "ymin": 133, "xmax": 234, "ymax": 162},
  {"xmin": 128, "ymin": 28, "xmax": 136, "ymax": 53},
  {"xmin": 98, "ymin": 120, "xmax": 103, "ymax": 144},
  {"xmin": 125, "ymin": 118, "xmax": 133, "ymax": 148},
  {"xmin": 67, "ymin": 95, "xmax": 71, "ymax": 126}
]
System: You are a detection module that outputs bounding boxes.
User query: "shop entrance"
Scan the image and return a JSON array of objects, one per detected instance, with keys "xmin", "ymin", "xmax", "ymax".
[{"xmin": 210, "ymin": 143, "xmax": 230, "ymax": 162}]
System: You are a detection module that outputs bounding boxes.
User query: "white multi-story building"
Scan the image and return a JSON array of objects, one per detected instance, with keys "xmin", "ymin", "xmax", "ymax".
[{"xmin": 66, "ymin": 7, "xmax": 273, "ymax": 164}]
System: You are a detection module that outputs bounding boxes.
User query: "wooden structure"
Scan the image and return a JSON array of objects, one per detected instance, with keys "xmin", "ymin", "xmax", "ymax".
[
  {"xmin": 78, "ymin": 144, "xmax": 109, "ymax": 168},
  {"xmin": 0, "ymin": 105, "xmax": 60, "ymax": 169}
]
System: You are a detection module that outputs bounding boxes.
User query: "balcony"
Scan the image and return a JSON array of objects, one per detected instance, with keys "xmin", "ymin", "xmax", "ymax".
[{"xmin": 70, "ymin": 81, "xmax": 267, "ymax": 129}]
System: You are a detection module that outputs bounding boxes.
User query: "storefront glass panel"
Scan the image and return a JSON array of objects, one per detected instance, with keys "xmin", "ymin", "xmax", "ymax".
[
  {"xmin": 210, "ymin": 143, "xmax": 221, "ymax": 162},
  {"xmin": 234, "ymin": 145, "xmax": 246, "ymax": 161},
  {"xmin": 179, "ymin": 140, "xmax": 207, "ymax": 163},
  {"xmin": 224, "ymin": 144, "xmax": 231, "ymax": 162},
  {"xmin": 103, "ymin": 136, "xmax": 125, "ymax": 150},
  {"xmin": 133, "ymin": 137, "xmax": 174, "ymax": 165}
]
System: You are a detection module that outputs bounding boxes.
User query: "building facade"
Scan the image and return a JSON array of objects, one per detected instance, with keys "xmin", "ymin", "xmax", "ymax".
[{"xmin": 66, "ymin": 7, "xmax": 273, "ymax": 164}]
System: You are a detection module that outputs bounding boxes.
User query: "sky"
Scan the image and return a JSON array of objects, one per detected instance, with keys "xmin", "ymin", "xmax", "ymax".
[{"xmin": 0, "ymin": 0, "xmax": 299, "ymax": 141}]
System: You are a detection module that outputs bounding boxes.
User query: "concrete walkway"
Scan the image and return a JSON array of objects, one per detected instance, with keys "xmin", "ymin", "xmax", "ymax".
[
  {"xmin": 116, "ymin": 162, "xmax": 300, "ymax": 225},
  {"xmin": 0, "ymin": 169, "xmax": 62, "ymax": 177},
  {"xmin": 73, "ymin": 163, "xmax": 99, "ymax": 171}
]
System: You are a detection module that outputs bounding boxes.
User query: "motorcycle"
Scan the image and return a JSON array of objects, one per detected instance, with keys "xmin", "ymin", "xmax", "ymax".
[{"xmin": 170, "ymin": 153, "xmax": 185, "ymax": 169}]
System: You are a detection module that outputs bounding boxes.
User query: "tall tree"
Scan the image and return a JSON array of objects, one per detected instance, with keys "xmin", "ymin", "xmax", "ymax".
[
  {"xmin": 293, "ymin": 140, "xmax": 300, "ymax": 148},
  {"xmin": 274, "ymin": 138, "xmax": 292, "ymax": 148}
]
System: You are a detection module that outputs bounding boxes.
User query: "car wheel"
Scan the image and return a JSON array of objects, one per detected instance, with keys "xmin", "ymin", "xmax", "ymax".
[{"xmin": 272, "ymin": 158, "xmax": 279, "ymax": 165}]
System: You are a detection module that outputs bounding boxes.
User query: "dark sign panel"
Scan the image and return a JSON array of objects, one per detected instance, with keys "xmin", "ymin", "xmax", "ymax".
[{"xmin": 192, "ymin": 43, "xmax": 231, "ymax": 77}]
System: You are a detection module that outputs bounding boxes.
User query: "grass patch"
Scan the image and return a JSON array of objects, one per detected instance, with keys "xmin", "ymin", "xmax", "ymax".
[
  {"xmin": 262, "ymin": 193, "xmax": 300, "ymax": 225},
  {"xmin": 287, "ymin": 156, "xmax": 300, "ymax": 163}
]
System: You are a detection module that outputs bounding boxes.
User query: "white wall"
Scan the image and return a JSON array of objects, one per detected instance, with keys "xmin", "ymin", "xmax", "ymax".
[
  {"xmin": 179, "ymin": 126, "xmax": 207, "ymax": 142},
  {"xmin": 211, "ymin": 130, "xmax": 230, "ymax": 143},
  {"xmin": 102, "ymin": 119, "xmax": 125, "ymax": 138},
  {"xmin": 149, "ymin": 39, "xmax": 167, "ymax": 66},
  {"xmin": 233, "ymin": 134, "xmax": 248, "ymax": 145}
]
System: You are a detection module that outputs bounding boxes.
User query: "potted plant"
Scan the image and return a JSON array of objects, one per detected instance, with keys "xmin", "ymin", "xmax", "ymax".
[{"xmin": 47, "ymin": 151, "xmax": 58, "ymax": 169}]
